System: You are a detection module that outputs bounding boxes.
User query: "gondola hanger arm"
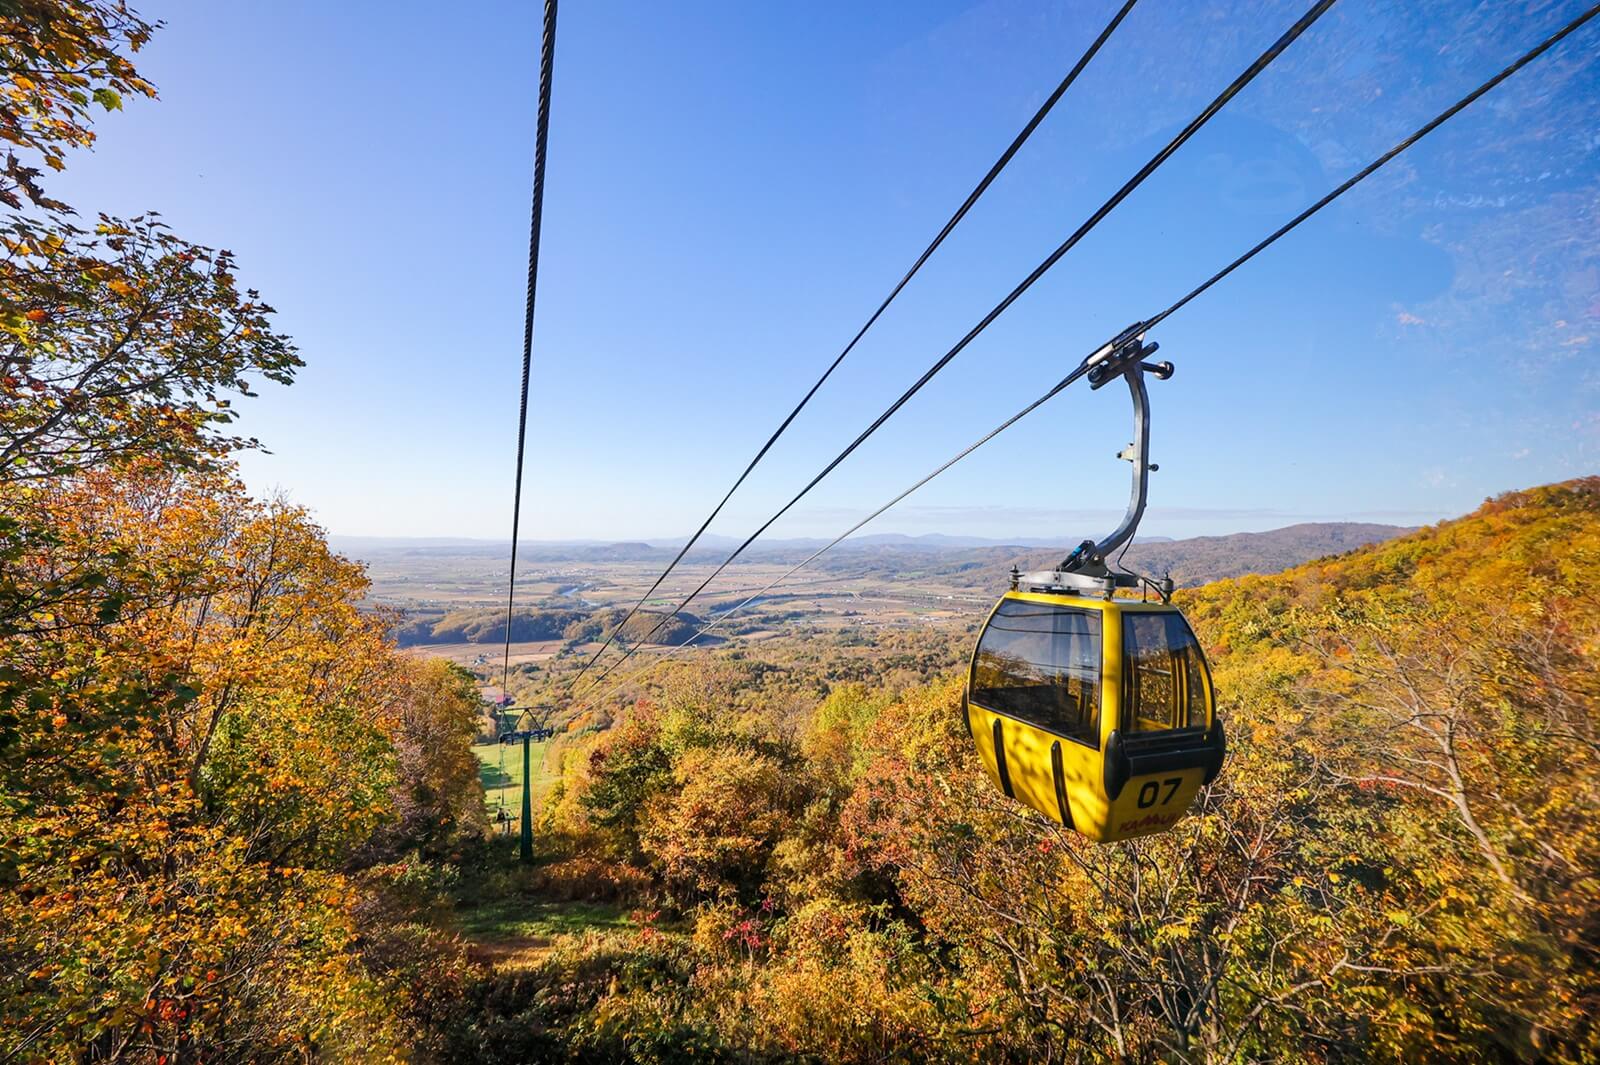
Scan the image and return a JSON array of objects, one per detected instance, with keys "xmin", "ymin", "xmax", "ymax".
[{"xmin": 1017, "ymin": 326, "xmax": 1173, "ymax": 600}]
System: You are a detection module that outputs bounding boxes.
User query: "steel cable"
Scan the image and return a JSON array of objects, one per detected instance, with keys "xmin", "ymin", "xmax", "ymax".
[
  {"xmin": 501, "ymin": 0, "xmax": 559, "ymax": 698},
  {"xmin": 577, "ymin": 2, "xmax": 1598, "ymax": 703},
  {"xmin": 578, "ymin": 0, "xmax": 1338, "ymax": 694},
  {"xmin": 569, "ymin": 0, "xmax": 1144, "ymax": 687}
]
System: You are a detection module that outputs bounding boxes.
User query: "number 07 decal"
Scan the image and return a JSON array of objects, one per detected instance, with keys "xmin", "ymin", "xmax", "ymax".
[{"xmin": 1136, "ymin": 777, "xmax": 1184, "ymax": 808}]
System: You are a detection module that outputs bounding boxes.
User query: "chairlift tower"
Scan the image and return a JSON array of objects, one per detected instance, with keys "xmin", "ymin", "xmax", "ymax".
[{"xmin": 498, "ymin": 706, "xmax": 557, "ymax": 864}]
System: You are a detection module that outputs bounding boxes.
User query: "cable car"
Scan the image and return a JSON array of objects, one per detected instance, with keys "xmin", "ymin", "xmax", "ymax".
[{"xmin": 965, "ymin": 330, "xmax": 1224, "ymax": 842}]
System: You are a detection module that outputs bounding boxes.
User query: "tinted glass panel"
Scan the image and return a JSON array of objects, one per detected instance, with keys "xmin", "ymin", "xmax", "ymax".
[
  {"xmin": 971, "ymin": 599, "xmax": 1101, "ymax": 745},
  {"xmin": 1122, "ymin": 612, "xmax": 1208, "ymax": 732}
]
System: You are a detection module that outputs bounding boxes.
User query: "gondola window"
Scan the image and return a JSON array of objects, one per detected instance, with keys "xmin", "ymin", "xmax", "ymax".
[
  {"xmin": 971, "ymin": 600, "xmax": 1101, "ymax": 744},
  {"xmin": 1123, "ymin": 612, "xmax": 1208, "ymax": 731}
]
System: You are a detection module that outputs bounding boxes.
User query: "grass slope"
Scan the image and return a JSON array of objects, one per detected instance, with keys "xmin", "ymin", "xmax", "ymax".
[{"xmin": 471, "ymin": 738, "xmax": 559, "ymax": 821}]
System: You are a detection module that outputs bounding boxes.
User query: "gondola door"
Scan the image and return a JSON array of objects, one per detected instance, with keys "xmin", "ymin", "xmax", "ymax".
[{"xmin": 1098, "ymin": 605, "xmax": 1220, "ymax": 840}]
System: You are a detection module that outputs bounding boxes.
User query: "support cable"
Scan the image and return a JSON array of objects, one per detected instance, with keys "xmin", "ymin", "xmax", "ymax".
[
  {"xmin": 577, "ymin": 0, "xmax": 1338, "ymax": 693},
  {"xmin": 501, "ymin": 0, "xmax": 559, "ymax": 700},
  {"xmin": 569, "ymin": 0, "xmax": 1143, "ymax": 686},
  {"xmin": 578, "ymin": 1, "xmax": 1598, "ymax": 701},
  {"xmin": 587, "ymin": 368, "xmax": 1079, "ymax": 697},
  {"xmin": 1143, "ymin": 0, "xmax": 1600, "ymax": 333}
]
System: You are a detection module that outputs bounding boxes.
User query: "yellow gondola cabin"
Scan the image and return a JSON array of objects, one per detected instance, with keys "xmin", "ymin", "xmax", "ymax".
[
  {"xmin": 963, "ymin": 328, "xmax": 1224, "ymax": 841},
  {"xmin": 965, "ymin": 590, "xmax": 1222, "ymax": 842}
]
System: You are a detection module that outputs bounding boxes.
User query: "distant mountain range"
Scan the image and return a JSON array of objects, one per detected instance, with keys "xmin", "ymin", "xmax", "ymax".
[
  {"xmin": 337, "ymin": 522, "xmax": 1412, "ymax": 589},
  {"xmin": 928, "ymin": 522, "xmax": 1414, "ymax": 588},
  {"xmin": 329, "ymin": 531, "xmax": 1162, "ymax": 554},
  {"xmin": 714, "ymin": 522, "xmax": 1410, "ymax": 590}
]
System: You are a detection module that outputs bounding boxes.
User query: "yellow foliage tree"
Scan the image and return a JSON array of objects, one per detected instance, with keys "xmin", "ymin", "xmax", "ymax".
[{"xmin": 0, "ymin": 467, "xmax": 424, "ymax": 1058}]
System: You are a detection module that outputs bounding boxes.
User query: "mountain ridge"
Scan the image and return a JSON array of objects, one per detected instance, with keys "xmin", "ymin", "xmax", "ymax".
[{"xmin": 338, "ymin": 521, "xmax": 1408, "ymax": 575}]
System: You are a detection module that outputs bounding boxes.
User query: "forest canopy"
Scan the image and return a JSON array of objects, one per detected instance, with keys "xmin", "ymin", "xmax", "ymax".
[
  {"xmin": 438, "ymin": 478, "xmax": 1598, "ymax": 1063},
  {"xmin": 394, "ymin": 606, "xmax": 706, "ymax": 649}
]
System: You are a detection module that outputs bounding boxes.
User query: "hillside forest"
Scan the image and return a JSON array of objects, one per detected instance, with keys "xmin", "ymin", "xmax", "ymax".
[
  {"xmin": 392, "ymin": 606, "xmax": 704, "ymax": 651},
  {"xmin": 2, "ymin": 5, "xmax": 1598, "ymax": 1064}
]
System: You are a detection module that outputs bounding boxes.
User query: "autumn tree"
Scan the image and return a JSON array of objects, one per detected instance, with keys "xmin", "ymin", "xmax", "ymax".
[
  {"xmin": 0, "ymin": 0, "xmax": 299, "ymax": 646},
  {"xmin": 378, "ymin": 658, "xmax": 492, "ymax": 857},
  {"xmin": 0, "ymin": 3, "xmax": 487, "ymax": 1059},
  {"xmin": 0, "ymin": 467, "xmax": 414, "ymax": 1060},
  {"xmin": 1177, "ymin": 478, "xmax": 1600, "ymax": 1061},
  {"xmin": 0, "ymin": 0, "xmax": 157, "ymax": 211},
  {"xmin": 0, "ymin": 215, "xmax": 300, "ymax": 481}
]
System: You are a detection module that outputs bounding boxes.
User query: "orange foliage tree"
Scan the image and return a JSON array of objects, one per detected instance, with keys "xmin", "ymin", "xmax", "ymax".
[{"xmin": 0, "ymin": 466, "xmax": 493, "ymax": 1059}]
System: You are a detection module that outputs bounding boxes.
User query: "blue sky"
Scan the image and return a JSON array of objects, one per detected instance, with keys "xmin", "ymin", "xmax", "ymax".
[{"xmin": 50, "ymin": 0, "xmax": 1600, "ymax": 541}]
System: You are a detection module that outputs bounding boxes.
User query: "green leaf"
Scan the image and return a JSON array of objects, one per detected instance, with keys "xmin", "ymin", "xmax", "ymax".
[
  {"xmin": 92, "ymin": 88, "xmax": 122, "ymax": 112},
  {"xmin": 97, "ymin": 593, "xmax": 125, "ymax": 623}
]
